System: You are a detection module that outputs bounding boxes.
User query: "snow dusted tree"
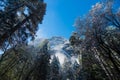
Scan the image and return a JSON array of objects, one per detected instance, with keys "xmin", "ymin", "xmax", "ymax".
[
  {"xmin": 72, "ymin": 60, "xmax": 81, "ymax": 80},
  {"xmin": 0, "ymin": 39, "xmax": 51, "ymax": 80},
  {"xmin": 62, "ymin": 58, "xmax": 75, "ymax": 80},
  {"xmin": 70, "ymin": 0, "xmax": 120, "ymax": 80},
  {"xmin": 27, "ymin": 39, "xmax": 50, "ymax": 80},
  {"xmin": 50, "ymin": 55, "xmax": 61, "ymax": 80}
]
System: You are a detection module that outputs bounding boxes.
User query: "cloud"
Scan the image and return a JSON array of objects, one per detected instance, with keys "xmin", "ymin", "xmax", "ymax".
[
  {"xmin": 28, "ymin": 28, "xmax": 47, "ymax": 46},
  {"xmin": 36, "ymin": 28, "xmax": 47, "ymax": 39}
]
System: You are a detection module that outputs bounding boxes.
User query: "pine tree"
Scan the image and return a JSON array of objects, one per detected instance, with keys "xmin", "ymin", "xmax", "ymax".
[
  {"xmin": 50, "ymin": 55, "xmax": 61, "ymax": 80},
  {"xmin": 25, "ymin": 39, "xmax": 50, "ymax": 80},
  {"xmin": 0, "ymin": 0, "xmax": 46, "ymax": 51},
  {"xmin": 0, "ymin": 39, "xmax": 51, "ymax": 80},
  {"xmin": 70, "ymin": 0, "xmax": 120, "ymax": 79},
  {"xmin": 72, "ymin": 60, "xmax": 80, "ymax": 80},
  {"xmin": 62, "ymin": 58, "xmax": 74, "ymax": 80}
]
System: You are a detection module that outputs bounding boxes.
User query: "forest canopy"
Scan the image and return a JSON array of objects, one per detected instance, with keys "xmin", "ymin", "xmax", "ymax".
[
  {"xmin": 0, "ymin": 0, "xmax": 120, "ymax": 80},
  {"xmin": 70, "ymin": 0, "xmax": 120, "ymax": 79},
  {"xmin": 0, "ymin": 0, "xmax": 46, "ymax": 51}
]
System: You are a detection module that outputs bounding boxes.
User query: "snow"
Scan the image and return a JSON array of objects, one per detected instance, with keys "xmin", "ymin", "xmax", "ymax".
[
  {"xmin": 55, "ymin": 52, "xmax": 66, "ymax": 65},
  {"xmin": 49, "ymin": 36, "xmax": 78, "ymax": 65},
  {"xmin": 27, "ymin": 36, "xmax": 79, "ymax": 65},
  {"xmin": 49, "ymin": 38, "xmax": 68, "ymax": 65}
]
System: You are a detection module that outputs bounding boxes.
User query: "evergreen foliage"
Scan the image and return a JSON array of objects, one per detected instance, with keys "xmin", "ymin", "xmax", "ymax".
[
  {"xmin": 0, "ymin": 0, "xmax": 119, "ymax": 80},
  {"xmin": 50, "ymin": 55, "xmax": 61, "ymax": 80},
  {"xmin": 70, "ymin": 0, "xmax": 120, "ymax": 79},
  {"xmin": 0, "ymin": 0, "xmax": 46, "ymax": 51}
]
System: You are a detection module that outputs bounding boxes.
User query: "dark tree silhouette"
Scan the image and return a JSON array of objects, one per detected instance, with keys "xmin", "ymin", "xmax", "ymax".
[
  {"xmin": 50, "ymin": 55, "xmax": 61, "ymax": 80},
  {"xmin": 0, "ymin": 0, "xmax": 46, "ymax": 51}
]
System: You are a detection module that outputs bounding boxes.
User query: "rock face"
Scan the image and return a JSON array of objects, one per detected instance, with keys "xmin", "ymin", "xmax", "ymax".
[
  {"xmin": 48, "ymin": 37, "xmax": 78, "ymax": 64},
  {"xmin": 29, "ymin": 36, "xmax": 78, "ymax": 64},
  {"xmin": 49, "ymin": 37, "xmax": 74, "ymax": 55}
]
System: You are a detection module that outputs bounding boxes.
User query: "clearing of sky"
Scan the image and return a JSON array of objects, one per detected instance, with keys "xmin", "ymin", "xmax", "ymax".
[{"xmin": 36, "ymin": 0, "xmax": 100, "ymax": 39}]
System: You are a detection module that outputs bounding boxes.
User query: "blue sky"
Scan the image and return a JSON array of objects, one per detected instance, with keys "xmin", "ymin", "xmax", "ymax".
[{"xmin": 36, "ymin": 0, "xmax": 100, "ymax": 39}]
